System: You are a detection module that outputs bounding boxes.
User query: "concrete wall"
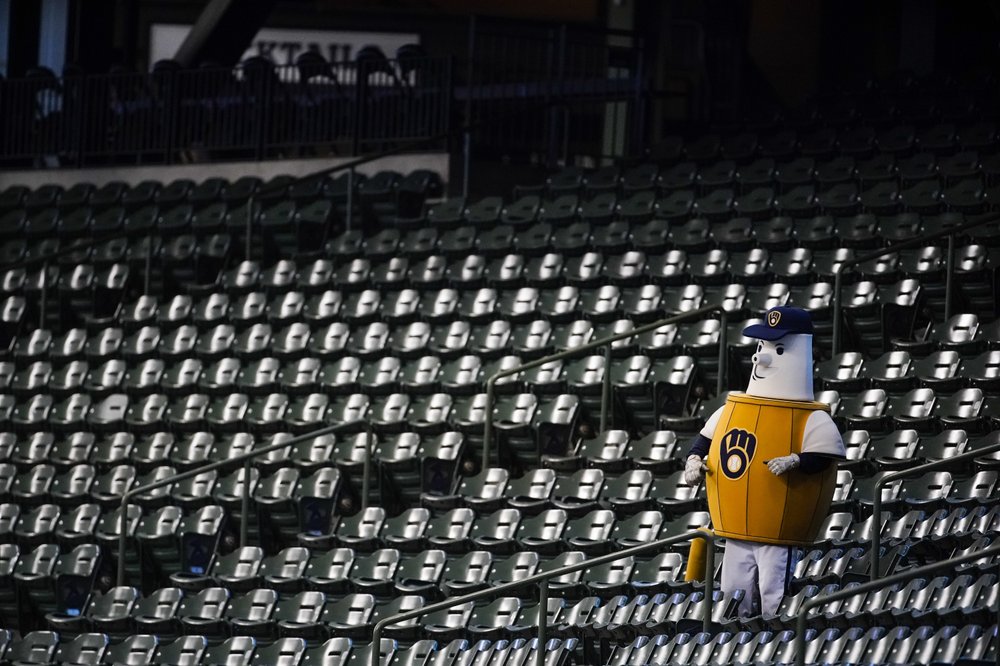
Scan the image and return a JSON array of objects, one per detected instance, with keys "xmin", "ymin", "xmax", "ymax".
[{"xmin": 0, "ymin": 152, "xmax": 449, "ymax": 190}]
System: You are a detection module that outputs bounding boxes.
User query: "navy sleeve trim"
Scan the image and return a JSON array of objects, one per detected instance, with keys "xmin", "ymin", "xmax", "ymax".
[
  {"xmin": 688, "ymin": 433, "xmax": 711, "ymax": 458},
  {"xmin": 798, "ymin": 452, "xmax": 832, "ymax": 474}
]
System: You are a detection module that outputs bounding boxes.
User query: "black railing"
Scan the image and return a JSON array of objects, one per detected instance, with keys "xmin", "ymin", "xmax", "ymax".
[
  {"xmin": 793, "ymin": 543, "xmax": 1000, "ymax": 666},
  {"xmin": 371, "ymin": 529, "xmax": 719, "ymax": 666},
  {"xmin": 116, "ymin": 421, "xmax": 373, "ymax": 586},
  {"xmin": 0, "ymin": 57, "xmax": 455, "ymax": 167},
  {"xmin": 831, "ymin": 211, "xmax": 1000, "ymax": 356},
  {"xmin": 869, "ymin": 440, "xmax": 1000, "ymax": 582}
]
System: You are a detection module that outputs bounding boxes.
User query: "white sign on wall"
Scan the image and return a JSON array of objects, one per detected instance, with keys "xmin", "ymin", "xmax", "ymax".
[{"xmin": 149, "ymin": 23, "xmax": 420, "ymax": 69}]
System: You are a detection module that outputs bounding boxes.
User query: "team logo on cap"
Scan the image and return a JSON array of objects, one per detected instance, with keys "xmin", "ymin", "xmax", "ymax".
[
  {"xmin": 719, "ymin": 428, "xmax": 757, "ymax": 480},
  {"xmin": 767, "ymin": 310, "xmax": 782, "ymax": 327}
]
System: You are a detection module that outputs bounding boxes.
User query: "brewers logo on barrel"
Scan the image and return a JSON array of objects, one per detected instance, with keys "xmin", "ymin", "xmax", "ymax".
[{"xmin": 719, "ymin": 428, "xmax": 756, "ymax": 480}]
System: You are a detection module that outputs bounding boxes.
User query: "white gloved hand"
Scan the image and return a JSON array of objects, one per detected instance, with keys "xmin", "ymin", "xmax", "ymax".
[
  {"xmin": 766, "ymin": 453, "xmax": 800, "ymax": 476},
  {"xmin": 683, "ymin": 455, "xmax": 708, "ymax": 485}
]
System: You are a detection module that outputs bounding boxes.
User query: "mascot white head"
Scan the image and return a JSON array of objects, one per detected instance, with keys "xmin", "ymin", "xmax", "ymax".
[{"xmin": 741, "ymin": 306, "xmax": 815, "ymax": 402}]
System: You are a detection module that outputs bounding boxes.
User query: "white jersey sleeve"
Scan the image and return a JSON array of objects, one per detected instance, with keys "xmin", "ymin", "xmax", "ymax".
[
  {"xmin": 699, "ymin": 406, "xmax": 726, "ymax": 440},
  {"xmin": 801, "ymin": 409, "xmax": 845, "ymax": 457}
]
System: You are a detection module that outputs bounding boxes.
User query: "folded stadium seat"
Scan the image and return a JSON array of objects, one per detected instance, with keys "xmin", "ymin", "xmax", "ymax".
[
  {"xmin": 894, "ymin": 157, "xmax": 943, "ymax": 201},
  {"xmin": 897, "ymin": 471, "xmax": 955, "ymax": 511},
  {"xmin": 372, "ymin": 258, "xmax": 412, "ymax": 291},
  {"xmin": 608, "ymin": 192, "xmax": 654, "ymax": 228},
  {"xmin": 339, "ymin": 289, "xmax": 382, "ymax": 326},
  {"xmin": 497, "ymin": 195, "xmax": 541, "ymax": 230},
  {"xmin": 446, "ymin": 255, "xmax": 488, "ymax": 291},
  {"xmin": 10, "ymin": 360, "xmax": 52, "ymax": 401},
  {"xmin": 937, "ymin": 151, "xmax": 981, "ymax": 188},
  {"xmin": 648, "ymin": 191, "xmax": 695, "ymax": 228},
  {"xmin": 401, "ymin": 259, "xmax": 445, "ymax": 294},
  {"xmin": 418, "ymin": 197, "xmax": 466, "ymax": 230},
  {"xmin": 387, "ymin": 229, "xmax": 436, "ymax": 264},
  {"xmin": 598, "ymin": 469, "xmax": 655, "ymax": 517},
  {"xmin": 942, "ymin": 177, "xmax": 987, "ymax": 214},
  {"xmin": 481, "ymin": 254, "xmax": 525, "ymax": 290},
  {"xmin": 50, "ymin": 466, "xmax": 97, "ymax": 508},
  {"xmin": 296, "ymin": 636, "xmax": 354, "ymax": 666},
  {"xmin": 504, "ymin": 508, "xmax": 563, "ymax": 556},
  {"xmin": 896, "ymin": 151, "xmax": 939, "ymax": 188},
  {"xmin": 892, "ymin": 312, "xmax": 984, "ymax": 356},
  {"xmin": 578, "ymin": 167, "xmax": 620, "ymax": 198},
  {"xmin": 538, "ymin": 192, "xmax": 580, "ymax": 225},
  {"xmin": 14, "ymin": 503, "xmax": 62, "ymax": 549},
  {"xmin": 148, "ymin": 634, "xmax": 212, "ymax": 665},
  {"xmin": 462, "ymin": 197, "xmax": 503, "ymax": 228},
  {"xmin": 392, "ymin": 548, "xmax": 447, "ymax": 598},
  {"xmin": 347, "ymin": 549, "xmax": 402, "ymax": 596},
  {"xmin": 680, "ymin": 133, "xmax": 719, "ymax": 164},
  {"xmin": 381, "ymin": 289, "xmax": 424, "ymax": 326}
]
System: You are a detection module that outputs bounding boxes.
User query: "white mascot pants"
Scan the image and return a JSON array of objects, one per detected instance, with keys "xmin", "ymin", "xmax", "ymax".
[{"xmin": 720, "ymin": 539, "xmax": 797, "ymax": 617}]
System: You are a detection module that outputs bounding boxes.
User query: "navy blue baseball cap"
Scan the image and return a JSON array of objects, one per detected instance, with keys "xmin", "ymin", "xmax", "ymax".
[{"xmin": 743, "ymin": 306, "xmax": 813, "ymax": 340}]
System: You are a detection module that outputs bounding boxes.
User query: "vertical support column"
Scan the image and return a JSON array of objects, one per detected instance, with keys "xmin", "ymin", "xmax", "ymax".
[
  {"xmin": 239, "ymin": 458, "xmax": 251, "ymax": 548},
  {"xmin": 536, "ymin": 580, "xmax": 548, "ymax": 666},
  {"xmin": 117, "ymin": 498, "xmax": 130, "ymax": 586},
  {"xmin": 0, "ymin": 0, "xmax": 11, "ymax": 76},
  {"xmin": 599, "ymin": 344, "xmax": 612, "ymax": 433},
  {"xmin": 703, "ymin": 533, "xmax": 715, "ymax": 633},
  {"xmin": 38, "ymin": 0, "xmax": 69, "ymax": 74},
  {"xmin": 483, "ymin": 375, "xmax": 497, "ymax": 469},
  {"xmin": 361, "ymin": 424, "xmax": 374, "ymax": 511},
  {"xmin": 462, "ymin": 15, "xmax": 476, "ymax": 200},
  {"xmin": 832, "ymin": 268, "xmax": 844, "ymax": 356}
]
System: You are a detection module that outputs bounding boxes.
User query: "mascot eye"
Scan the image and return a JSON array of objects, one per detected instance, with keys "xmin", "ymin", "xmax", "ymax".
[
  {"xmin": 776, "ymin": 346, "xmax": 784, "ymax": 355},
  {"xmin": 757, "ymin": 343, "xmax": 762, "ymax": 352}
]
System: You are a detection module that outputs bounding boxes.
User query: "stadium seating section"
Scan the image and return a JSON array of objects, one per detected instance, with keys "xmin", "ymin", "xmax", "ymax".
[{"xmin": 0, "ymin": 72, "xmax": 996, "ymax": 664}]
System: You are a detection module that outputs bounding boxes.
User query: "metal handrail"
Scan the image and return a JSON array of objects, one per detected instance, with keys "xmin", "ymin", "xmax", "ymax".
[
  {"xmin": 831, "ymin": 211, "xmax": 1000, "ymax": 355},
  {"xmin": 793, "ymin": 542, "xmax": 1000, "ymax": 666},
  {"xmin": 482, "ymin": 305, "xmax": 729, "ymax": 466},
  {"xmin": 869, "ymin": 439, "xmax": 1000, "ymax": 582},
  {"xmin": 371, "ymin": 529, "xmax": 719, "ymax": 666},
  {"xmin": 115, "ymin": 420, "xmax": 374, "ymax": 586}
]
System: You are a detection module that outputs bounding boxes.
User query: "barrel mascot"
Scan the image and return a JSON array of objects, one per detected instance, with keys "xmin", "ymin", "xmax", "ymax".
[{"xmin": 683, "ymin": 306, "xmax": 845, "ymax": 616}]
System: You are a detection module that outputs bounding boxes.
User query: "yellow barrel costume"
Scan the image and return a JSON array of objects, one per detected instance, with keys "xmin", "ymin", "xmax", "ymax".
[{"xmin": 705, "ymin": 393, "xmax": 836, "ymax": 546}]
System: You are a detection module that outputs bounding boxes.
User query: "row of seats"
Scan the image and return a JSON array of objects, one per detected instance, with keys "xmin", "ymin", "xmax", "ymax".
[
  {"xmin": 0, "ymin": 631, "xmax": 580, "ymax": 666},
  {"xmin": 0, "ymin": 170, "xmax": 441, "ymax": 215},
  {"xmin": 46, "ymin": 585, "xmax": 741, "ymax": 643},
  {"xmin": 528, "ymin": 146, "xmax": 1000, "ymax": 195},
  {"xmin": 606, "ymin": 623, "xmax": 998, "ymax": 666}
]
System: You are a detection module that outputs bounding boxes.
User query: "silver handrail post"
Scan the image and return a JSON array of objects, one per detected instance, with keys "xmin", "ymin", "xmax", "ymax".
[
  {"xmin": 483, "ymin": 374, "xmax": 498, "ymax": 468},
  {"xmin": 116, "ymin": 497, "xmax": 130, "ymax": 586},
  {"xmin": 362, "ymin": 424, "xmax": 375, "ymax": 511},
  {"xmin": 944, "ymin": 232, "xmax": 955, "ymax": 321},
  {"xmin": 703, "ymin": 531, "xmax": 716, "ymax": 633},
  {"xmin": 599, "ymin": 344, "xmax": 612, "ymax": 433},
  {"xmin": 832, "ymin": 267, "xmax": 843, "ymax": 356},
  {"xmin": 239, "ymin": 458, "xmax": 251, "ymax": 549},
  {"xmin": 536, "ymin": 580, "xmax": 548, "ymax": 666}
]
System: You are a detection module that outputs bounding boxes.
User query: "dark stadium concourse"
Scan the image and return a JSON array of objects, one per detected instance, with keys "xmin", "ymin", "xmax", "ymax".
[{"xmin": 0, "ymin": 0, "xmax": 997, "ymax": 664}]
